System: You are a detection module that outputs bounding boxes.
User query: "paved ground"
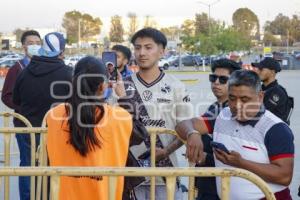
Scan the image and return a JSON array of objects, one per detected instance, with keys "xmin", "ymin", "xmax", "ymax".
[{"xmin": 0, "ymin": 70, "xmax": 299, "ymax": 199}]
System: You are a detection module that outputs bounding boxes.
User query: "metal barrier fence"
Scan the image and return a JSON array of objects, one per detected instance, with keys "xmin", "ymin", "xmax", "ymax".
[
  {"xmin": 0, "ymin": 113, "xmax": 276, "ymax": 200},
  {"xmin": 0, "ymin": 112, "xmax": 37, "ymax": 200},
  {"xmin": 0, "ymin": 167, "xmax": 276, "ymax": 200}
]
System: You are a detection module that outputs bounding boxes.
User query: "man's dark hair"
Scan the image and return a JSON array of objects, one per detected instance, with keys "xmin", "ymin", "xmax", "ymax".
[
  {"xmin": 211, "ymin": 58, "xmax": 241, "ymax": 74},
  {"xmin": 228, "ymin": 70, "xmax": 261, "ymax": 93},
  {"xmin": 112, "ymin": 45, "xmax": 132, "ymax": 62},
  {"xmin": 131, "ymin": 28, "xmax": 167, "ymax": 49},
  {"xmin": 21, "ymin": 30, "xmax": 41, "ymax": 45}
]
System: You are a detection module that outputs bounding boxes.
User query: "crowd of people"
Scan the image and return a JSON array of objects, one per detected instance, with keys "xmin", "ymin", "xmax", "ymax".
[{"xmin": 0, "ymin": 27, "xmax": 297, "ymax": 200}]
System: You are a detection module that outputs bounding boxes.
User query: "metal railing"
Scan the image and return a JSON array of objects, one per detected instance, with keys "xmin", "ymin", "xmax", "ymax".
[
  {"xmin": 0, "ymin": 112, "xmax": 37, "ymax": 200},
  {"xmin": 0, "ymin": 167, "xmax": 276, "ymax": 200},
  {"xmin": 0, "ymin": 113, "xmax": 276, "ymax": 200}
]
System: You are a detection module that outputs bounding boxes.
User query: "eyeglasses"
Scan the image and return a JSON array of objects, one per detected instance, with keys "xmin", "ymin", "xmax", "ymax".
[{"xmin": 209, "ymin": 74, "xmax": 229, "ymax": 84}]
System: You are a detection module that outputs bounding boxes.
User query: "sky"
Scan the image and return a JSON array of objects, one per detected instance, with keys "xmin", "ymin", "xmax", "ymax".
[{"xmin": 0, "ymin": 0, "xmax": 299, "ymax": 34}]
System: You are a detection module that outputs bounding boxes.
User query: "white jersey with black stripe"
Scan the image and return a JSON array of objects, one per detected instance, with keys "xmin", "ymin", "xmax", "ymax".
[{"xmin": 125, "ymin": 71, "xmax": 193, "ymax": 166}]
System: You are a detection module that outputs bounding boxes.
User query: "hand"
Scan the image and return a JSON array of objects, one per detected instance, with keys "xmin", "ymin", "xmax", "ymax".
[
  {"xmin": 111, "ymin": 72, "xmax": 126, "ymax": 97},
  {"xmin": 186, "ymin": 133, "xmax": 204, "ymax": 163},
  {"xmin": 155, "ymin": 148, "xmax": 168, "ymax": 162},
  {"xmin": 214, "ymin": 149, "xmax": 243, "ymax": 167}
]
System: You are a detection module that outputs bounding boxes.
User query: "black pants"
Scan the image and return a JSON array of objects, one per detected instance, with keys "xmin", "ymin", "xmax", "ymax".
[{"xmin": 195, "ymin": 134, "xmax": 220, "ymax": 200}]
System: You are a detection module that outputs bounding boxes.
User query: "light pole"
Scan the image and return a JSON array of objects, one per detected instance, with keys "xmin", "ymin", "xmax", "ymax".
[
  {"xmin": 78, "ymin": 18, "xmax": 82, "ymax": 48},
  {"xmin": 286, "ymin": 30, "xmax": 289, "ymax": 54},
  {"xmin": 197, "ymin": 0, "xmax": 221, "ymax": 37}
]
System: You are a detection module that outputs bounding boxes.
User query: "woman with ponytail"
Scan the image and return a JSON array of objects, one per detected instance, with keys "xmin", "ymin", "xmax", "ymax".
[{"xmin": 46, "ymin": 56, "xmax": 132, "ymax": 200}]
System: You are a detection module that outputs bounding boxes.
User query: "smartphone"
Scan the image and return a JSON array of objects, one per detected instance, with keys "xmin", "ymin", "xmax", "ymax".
[
  {"xmin": 138, "ymin": 149, "xmax": 151, "ymax": 160},
  {"xmin": 102, "ymin": 51, "xmax": 118, "ymax": 81},
  {"xmin": 210, "ymin": 141, "xmax": 230, "ymax": 154}
]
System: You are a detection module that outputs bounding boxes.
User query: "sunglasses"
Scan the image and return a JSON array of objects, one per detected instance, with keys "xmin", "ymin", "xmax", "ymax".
[{"xmin": 209, "ymin": 74, "xmax": 229, "ymax": 84}]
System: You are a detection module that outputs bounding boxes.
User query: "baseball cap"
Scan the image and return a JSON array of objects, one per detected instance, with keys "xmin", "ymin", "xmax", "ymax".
[
  {"xmin": 38, "ymin": 32, "xmax": 66, "ymax": 57},
  {"xmin": 251, "ymin": 57, "xmax": 281, "ymax": 73}
]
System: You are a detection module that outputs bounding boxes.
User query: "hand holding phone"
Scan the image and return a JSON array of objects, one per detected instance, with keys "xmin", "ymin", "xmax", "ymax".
[
  {"xmin": 210, "ymin": 141, "xmax": 230, "ymax": 154},
  {"xmin": 138, "ymin": 150, "xmax": 151, "ymax": 160},
  {"xmin": 102, "ymin": 51, "xmax": 118, "ymax": 81}
]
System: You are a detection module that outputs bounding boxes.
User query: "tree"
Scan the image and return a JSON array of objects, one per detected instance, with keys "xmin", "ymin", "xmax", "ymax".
[
  {"xmin": 181, "ymin": 19, "xmax": 195, "ymax": 37},
  {"xmin": 81, "ymin": 14, "xmax": 102, "ymax": 42},
  {"xmin": 127, "ymin": 12, "xmax": 139, "ymax": 40},
  {"xmin": 215, "ymin": 28, "xmax": 251, "ymax": 52},
  {"xmin": 232, "ymin": 8, "xmax": 260, "ymax": 40},
  {"xmin": 195, "ymin": 13, "xmax": 209, "ymax": 36},
  {"xmin": 264, "ymin": 14, "xmax": 290, "ymax": 36},
  {"xmin": 263, "ymin": 32, "xmax": 281, "ymax": 46},
  {"xmin": 180, "ymin": 19, "xmax": 196, "ymax": 52},
  {"xmin": 264, "ymin": 14, "xmax": 300, "ymax": 44},
  {"xmin": 62, "ymin": 10, "xmax": 102, "ymax": 44},
  {"xmin": 109, "ymin": 15, "xmax": 125, "ymax": 43},
  {"xmin": 144, "ymin": 15, "xmax": 157, "ymax": 28},
  {"xmin": 14, "ymin": 28, "xmax": 27, "ymax": 43},
  {"xmin": 290, "ymin": 15, "xmax": 300, "ymax": 43},
  {"xmin": 160, "ymin": 26, "xmax": 180, "ymax": 41}
]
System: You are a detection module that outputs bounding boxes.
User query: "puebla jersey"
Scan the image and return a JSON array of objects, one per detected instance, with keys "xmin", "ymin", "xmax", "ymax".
[{"xmin": 119, "ymin": 71, "xmax": 193, "ymax": 167}]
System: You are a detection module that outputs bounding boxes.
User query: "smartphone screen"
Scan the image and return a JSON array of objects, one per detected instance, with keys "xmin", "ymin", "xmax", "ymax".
[
  {"xmin": 102, "ymin": 51, "xmax": 117, "ymax": 81},
  {"xmin": 210, "ymin": 141, "xmax": 230, "ymax": 154}
]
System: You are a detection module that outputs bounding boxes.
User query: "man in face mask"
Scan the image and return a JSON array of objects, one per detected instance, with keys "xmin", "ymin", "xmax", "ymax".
[
  {"xmin": 2, "ymin": 30, "xmax": 41, "ymax": 109},
  {"xmin": 1, "ymin": 30, "xmax": 41, "ymax": 200}
]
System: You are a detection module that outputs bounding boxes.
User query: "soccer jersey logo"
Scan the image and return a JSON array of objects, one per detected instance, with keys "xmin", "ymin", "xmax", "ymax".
[
  {"xmin": 183, "ymin": 95, "xmax": 191, "ymax": 102},
  {"xmin": 142, "ymin": 90, "xmax": 153, "ymax": 101},
  {"xmin": 126, "ymin": 85, "xmax": 136, "ymax": 91},
  {"xmin": 161, "ymin": 84, "xmax": 171, "ymax": 94},
  {"xmin": 272, "ymin": 94, "xmax": 280, "ymax": 103}
]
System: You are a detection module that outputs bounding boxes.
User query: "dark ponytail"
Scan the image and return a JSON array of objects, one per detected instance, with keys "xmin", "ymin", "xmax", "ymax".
[{"xmin": 65, "ymin": 56, "xmax": 108, "ymax": 156}]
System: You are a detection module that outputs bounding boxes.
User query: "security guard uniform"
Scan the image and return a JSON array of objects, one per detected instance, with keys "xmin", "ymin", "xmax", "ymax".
[
  {"xmin": 252, "ymin": 58, "xmax": 292, "ymax": 124},
  {"xmin": 262, "ymin": 80, "xmax": 290, "ymax": 124}
]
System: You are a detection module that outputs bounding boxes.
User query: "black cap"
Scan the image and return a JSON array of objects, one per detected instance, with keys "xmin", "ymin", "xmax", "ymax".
[{"xmin": 251, "ymin": 57, "xmax": 281, "ymax": 73}]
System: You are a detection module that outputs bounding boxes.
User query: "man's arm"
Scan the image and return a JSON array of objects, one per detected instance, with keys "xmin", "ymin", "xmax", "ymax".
[
  {"xmin": 215, "ymin": 122, "xmax": 294, "ymax": 186},
  {"xmin": 175, "ymin": 117, "xmax": 209, "ymax": 140},
  {"xmin": 12, "ymin": 70, "xmax": 23, "ymax": 107},
  {"xmin": 156, "ymin": 137, "xmax": 183, "ymax": 161},
  {"xmin": 175, "ymin": 117, "xmax": 211, "ymax": 163},
  {"xmin": 215, "ymin": 150, "xmax": 293, "ymax": 186},
  {"xmin": 1, "ymin": 64, "xmax": 21, "ymax": 109},
  {"xmin": 241, "ymin": 157, "xmax": 293, "ymax": 186}
]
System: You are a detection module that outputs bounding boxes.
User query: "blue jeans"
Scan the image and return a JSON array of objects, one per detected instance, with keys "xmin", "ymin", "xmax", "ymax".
[{"xmin": 15, "ymin": 133, "xmax": 40, "ymax": 200}]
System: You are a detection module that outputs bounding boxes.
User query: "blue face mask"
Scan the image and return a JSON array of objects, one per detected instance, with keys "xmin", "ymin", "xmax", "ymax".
[{"xmin": 27, "ymin": 45, "xmax": 41, "ymax": 57}]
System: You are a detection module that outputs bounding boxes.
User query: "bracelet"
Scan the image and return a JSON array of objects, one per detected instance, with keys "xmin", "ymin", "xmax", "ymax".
[{"xmin": 187, "ymin": 130, "xmax": 200, "ymax": 138}]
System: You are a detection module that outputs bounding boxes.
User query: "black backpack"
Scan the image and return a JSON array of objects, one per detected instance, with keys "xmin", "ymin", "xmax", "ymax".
[{"xmin": 278, "ymin": 85, "xmax": 294, "ymax": 125}]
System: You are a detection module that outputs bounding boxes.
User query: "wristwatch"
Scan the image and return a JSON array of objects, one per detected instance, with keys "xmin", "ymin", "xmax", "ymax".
[{"xmin": 187, "ymin": 130, "xmax": 200, "ymax": 138}]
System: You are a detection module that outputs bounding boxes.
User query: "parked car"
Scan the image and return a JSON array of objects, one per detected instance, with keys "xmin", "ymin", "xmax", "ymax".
[
  {"xmin": 264, "ymin": 53, "xmax": 273, "ymax": 58},
  {"xmin": 0, "ymin": 54, "xmax": 23, "ymax": 62},
  {"xmin": 169, "ymin": 55, "xmax": 198, "ymax": 67},
  {"xmin": 158, "ymin": 58, "xmax": 170, "ymax": 70},
  {"xmin": 0, "ymin": 60, "xmax": 17, "ymax": 77},
  {"xmin": 64, "ymin": 56, "xmax": 81, "ymax": 67}
]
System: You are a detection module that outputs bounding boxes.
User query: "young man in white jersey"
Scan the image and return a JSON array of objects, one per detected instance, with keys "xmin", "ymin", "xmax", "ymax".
[{"xmin": 118, "ymin": 28, "xmax": 192, "ymax": 200}]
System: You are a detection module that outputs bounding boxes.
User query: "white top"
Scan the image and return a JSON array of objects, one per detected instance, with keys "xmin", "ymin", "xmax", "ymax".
[{"xmin": 213, "ymin": 107, "xmax": 294, "ymax": 200}]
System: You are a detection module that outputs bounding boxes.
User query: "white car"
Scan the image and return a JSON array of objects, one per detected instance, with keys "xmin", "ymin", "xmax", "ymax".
[
  {"xmin": 264, "ymin": 53, "xmax": 273, "ymax": 58},
  {"xmin": 64, "ymin": 57, "xmax": 81, "ymax": 67},
  {"xmin": 158, "ymin": 58, "xmax": 169, "ymax": 70},
  {"xmin": 0, "ymin": 54, "xmax": 23, "ymax": 62}
]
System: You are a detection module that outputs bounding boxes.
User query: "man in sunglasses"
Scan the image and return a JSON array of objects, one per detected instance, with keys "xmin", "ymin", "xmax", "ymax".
[{"xmin": 184, "ymin": 58, "xmax": 241, "ymax": 200}]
